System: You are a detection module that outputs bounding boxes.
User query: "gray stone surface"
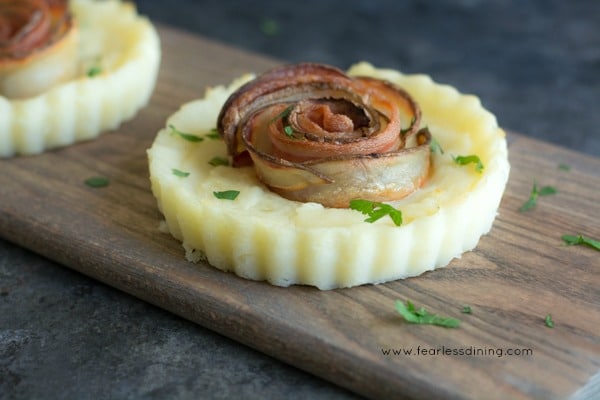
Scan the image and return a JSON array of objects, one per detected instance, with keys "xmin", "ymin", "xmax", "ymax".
[
  {"xmin": 2, "ymin": 1, "xmax": 599, "ymax": 399},
  {"xmin": 0, "ymin": 240, "xmax": 360, "ymax": 400}
]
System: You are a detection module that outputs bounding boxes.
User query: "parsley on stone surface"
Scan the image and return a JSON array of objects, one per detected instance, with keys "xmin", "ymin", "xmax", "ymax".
[{"xmin": 259, "ymin": 18, "xmax": 280, "ymax": 36}]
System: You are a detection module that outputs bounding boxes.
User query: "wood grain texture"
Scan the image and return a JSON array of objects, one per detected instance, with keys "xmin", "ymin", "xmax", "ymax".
[{"xmin": 1, "ymin": 26, "xmax": 599, "ymax": 400}]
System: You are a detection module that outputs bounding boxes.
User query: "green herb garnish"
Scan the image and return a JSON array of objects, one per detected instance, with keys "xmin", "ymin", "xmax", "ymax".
[
  {"xmin": 213, "ymin": 190, "xmax": 240, "ymax": 200},
  {"xmin": 169, "ymin": 124, "xmax": 203, "ymax": 142},
  {"xmin": 561, "ymin": 234, "xmax": 600, "ymax": 251},
  {"xmin": 269, "ymin": 105, "xmax": 294, "ymax": 124},
  {"xmin": 268, "ymin": 105, "xmax": 296, "ymax": 138},
  {"xmin": 400, "ymin": 116, "xmax": 416, "ymax": 136},
  {"xmin": 461, "ymin": 305, "xmax": 472, "ymax": 314},
  {"xmin": 283, "ymin": 125, "xmax": 295, "ymax": 137},
  {"xmin": 349, "ymin": 199, "xmax": 402, "ymax": 226},
  {"xmin": 84, "ymin": 176, "xmax": 109, "ymax": 188},
  {"xmin": 430, "ymin": 136, "xmax": 444, "ymax": 155},
  {"xmin": 208, "ymin": 156, "xmax": 229, "ymax": 167},
  {"xmin": 260, "ymin": 18, "xmax": 280, "ymax": 36},
  {"xmin": 395, "ymin": 300, "xmax": 461, "ymax": 328},
  {"xmin": 519, "ymin": 181, "xmax": 557, "ymax": 212},
  {"xmin": 544, "ymin": 314, "xmax": 554, "ymax": 328},
  {"xmin": 87, "ymin": 66, "xmax": 102, "ymax": 77},
  {"xmin": 172, "ymin": 168, "xmax": 190, "ymax": 177},
  {"xmin": 558, "ymin": 163, "xmax": 571, "ymax": 172},
  {"xmin": 452, "ymin": 154, "xmax": 484, "ymax": 173},
  {"xmin": 205, "ymin": 128, "xmax": 220, "ymax": 140}
]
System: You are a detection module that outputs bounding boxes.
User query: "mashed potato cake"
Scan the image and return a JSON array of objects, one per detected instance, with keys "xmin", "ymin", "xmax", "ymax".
[
  {"xmin": 147, "ymin": 62, "xmax": 510, "ymax": 289},
  {"xmin": 0, "ymin": 0, "xmax": 160, "ymax": 157}
]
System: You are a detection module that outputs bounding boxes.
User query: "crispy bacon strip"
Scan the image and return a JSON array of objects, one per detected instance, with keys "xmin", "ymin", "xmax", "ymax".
[{"xmin": 217, "ymin": 63, "xmax": 431, "ymax": 208}]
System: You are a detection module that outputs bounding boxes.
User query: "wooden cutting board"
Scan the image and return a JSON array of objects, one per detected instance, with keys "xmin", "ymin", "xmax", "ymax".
[{"xmin": 1, "ymin": 26, "xmax": 599, "ymax": 400}]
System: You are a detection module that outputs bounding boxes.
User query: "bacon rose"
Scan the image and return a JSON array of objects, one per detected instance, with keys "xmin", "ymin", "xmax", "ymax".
[{"xmin": 218, "ymin": 63, "xmax": 431, "ymax": 208}]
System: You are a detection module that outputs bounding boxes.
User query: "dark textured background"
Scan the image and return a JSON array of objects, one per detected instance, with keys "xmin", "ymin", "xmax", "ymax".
[
  {"xmin": 136, "ymin": 0, "xmax": 600, "ymax": 156},
  {"xmin": 2, "ymin": 1, "xmax": 599, "ymax": 400}
]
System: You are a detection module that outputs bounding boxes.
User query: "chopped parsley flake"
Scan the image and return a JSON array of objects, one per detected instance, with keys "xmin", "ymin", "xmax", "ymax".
[
  {"xmin": 267, "ymin": 105, "xmax": 296, "ymax": 138},
  {"xmin": 172, "ymin": 168, "xmax": 190, "ymax": 177},
  {"xmin": 269, "ymin": 105, "xmax": 294, "ymax": 124},
  {"xmin": 205, "ymin": 129, "xmax": 221, "ymax": 140},
  {"xmin": 349, "ymin": 199, "xmax": 402, "ymax": 226},
  {"xmin": 561, "ymin": 234, "xmax": 600, "ymax": 251},
  {"xmin": 558, "ymin": 163, "xmax": 571, "ymax": 172},
  {"xmin": 283, "ymin": 125, "xmax": 295, "ymax": 137},
  {"xmin": 461, "ymin": 305, "xmax": 472, "ymax": 314},
  {"xmin": 452, "ymin": 154, "xmax": 484, "ymax": 173},
  {"xmin": 213, "ymin": 190, "xmax": 240, "ymax": 200},
  {"xmin": 430, "ymin": 136, "xmax": 444, "ymax": 155},
  {"xmin": 169, "ymin": 124, "xmax": 203, "ymax": 142},
  {"xmin": 400, "ymin": 116, "xmax": 416, "ymax": 136},
  {"xmin": 519, "ymin": 181, "xmax": 557, "ymax": 212},
  {"xmin": 544, "ymin": 314, "xmax": 554, "ymax": 328},
  {"xmin": 87, "ymin": 66, "xmax": 102, "ymax": 77},
  {"xmin": 395, "ymin": 300, "xmax": 461, "ymax": 328},
  {"xmin": 260, "ymin": 18, "xmax": 280, "ymax": 36},
  {"xmin": 208, "ymin": 156, "xmax": 229, "ymax": 166},
  {"xmin": 84, "ymin": 176, "xmax": 109, "ymax": 188}
]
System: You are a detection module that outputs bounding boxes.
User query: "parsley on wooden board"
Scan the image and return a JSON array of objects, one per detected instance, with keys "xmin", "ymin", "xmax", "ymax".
[
  {"xmin": 557, "ymin": 163, "xmax": 571, "ymax": 171},
  {"xmin": 84, "ymin": 176, "xmax": 109, "ymax": 188},
  {"xmin": 561, "ymin": 234, "xmax": 600, "ymax": 251},
  {"xmin": 545, "ymin": 314, "xmax": 555, "ymax": 328},
  {"xmin": 349, "ymin": 199, "xmax": 402, "ymax": 226},
  {"xmin": 395, "ymin": 300, "xmax": 460, "ymax": 328},
  {"xmin": 519, "ymin": 181, "xmax": 557, "ymax": 212}
]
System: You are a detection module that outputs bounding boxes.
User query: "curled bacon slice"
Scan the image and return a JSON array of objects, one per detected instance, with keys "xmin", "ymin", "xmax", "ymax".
[
  {"xmin": 0, "ymin": 0, "xmax": 72, "ymax": 59},
  {"xmin": 217, "ymin": 63, "xmax": 431, "ymax": 208}
]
